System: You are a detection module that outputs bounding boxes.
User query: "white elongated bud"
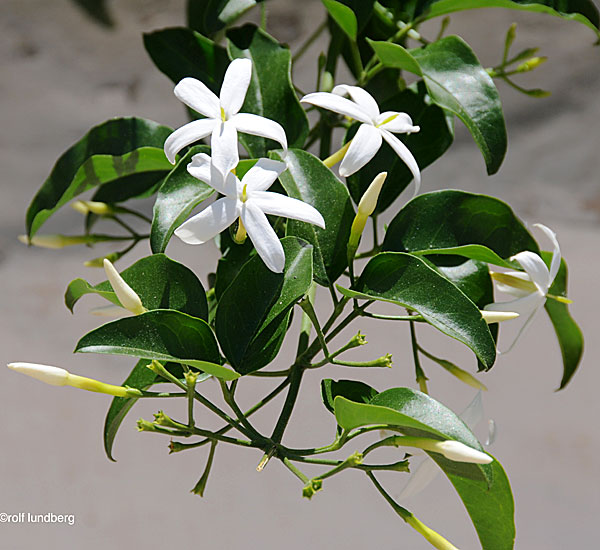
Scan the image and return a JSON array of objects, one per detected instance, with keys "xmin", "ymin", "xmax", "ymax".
[
  {"xmin": 7, "ymin": 362, "xmax": 69, "ymax": 386},
  {"xmin": 433, "ymin": 440, "xmax": 493, "ymax": 464},
  {"xmin": 357, "ymin": 171, "xmax": 387, "ymax": 217},
  {"xmin": 7, "ymin": 362, "xmax": 141, "ymax": 398},
  {"xmin": 103, "ymin": 259, "xmax": 146, "ymax": 315},
  {"xmin": 481, "ymin": 310, "xmax": 519, "ymax": 323},
  {"xmin": 18, "ymin": 234, "xmax": 88, "ymax": 249}
]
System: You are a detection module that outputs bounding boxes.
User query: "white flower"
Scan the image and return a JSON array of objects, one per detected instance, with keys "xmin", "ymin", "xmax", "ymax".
[
  {"xmin": 432, "ymin": 440, "xmax": 492, "ymax": 464},
  {"xmin": 174, "ymin": 152, "xmax": 325, "ymax": 273},
  {"xmin": 164, "ymin": 58, "xmax": 288, "ymax": 175},
  {"xmin": 485, "ymin": 223, "xmax": 562, "ymax": 352},
  {"xmin": 300, "ymin": 85, "xmax": 421, "ymax": 188}
]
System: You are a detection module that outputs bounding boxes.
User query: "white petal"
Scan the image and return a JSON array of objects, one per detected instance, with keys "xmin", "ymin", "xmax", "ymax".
[
  {"xmin": 332, "ymin": 84, "xmax": 380, "ymax": 120},
  {"xmin": 240, "ymin": 202, "xmax": 285, "ymax": 273},
  {"xmin": 339, "ymin": 124, "xmax": 382, "ymax": 177},
  {"xmin": 210, "ymin": 121, "xmax": 240, "ymax": 177},
  {"xmin": 381, "ymin": 130, "xmax": 421, "ymax": 196},
  {"xmin": 511, "ymin": 251, "xmax": 551, "ymax": 294},
  {"xmin": 187, "ymin": 153, "xmax": 212, "ymax": 184},
  {"xmin": 164, "ymin": 119, "xmax": 217, "ymax": 164},
  {"xmin": 103, "ymin": 259, "xmax": 146, "ymax": 315},
  {"xmin": 250, "ymin": 191, "xmax": 326, "ymax": 228},
  {"xmin": 173, "ymin": 78, "xmax": 220, "ymax": 119},
  {"xmin": 300, "ymin": 92, "xmax": 373, "ymax": 124},
  {"xmin": 7, "ymin": 362, "xmax": 69, "ymax": 387},
  {"xmin": 174, "ymin": 197, "xmax": 239, "ymax": 245},
  {"xmin": 533, "ymin": 223, "xmax": 561, "ymax": 283},
  {"xmin": 220, "ymin": 58, "xmax": 252, "ymax": 118},
  {"xmin": 376, "ymin": 111, "xmax": 420, "ymax": 134},
  {"xmin": 230, "ymin": 113, "xmax": 288, "ymax": 150},
  {"xmin": 242, "ymin": 159, "xmax": 287, "ymax": 192}
]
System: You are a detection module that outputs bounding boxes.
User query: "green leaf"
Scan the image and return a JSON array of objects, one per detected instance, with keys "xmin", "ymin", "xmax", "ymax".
[
  {"xmin": 542, "ymin": 252, "xmax": 583, "ymax": 390},
  {"xmin": 226, "ymin": 25, "xmax": 309, "ymax": 156},
  {"xmin": 322, "ymin": 0, "xmax": 358, "ymax": 40},
  {"xmin": 383, "ymin": 190, "xmax": 538, "ymax": 261},
  {"xmin": 215, "ymin": 231, "xmax": 256, "ymax": 300},
  {"xmin": 65, "ymin": 253, "xmax": 208, "ymax": 320},
  {"xmin": 419, "ymin": 0, "xmax": 599, "ymax": 36},
  {"xmin": 415, "ymin": 245, "xmax": 518, "ymax": 269},
  {"xmin": 187, "ymin": 0, "xmax": 266, "ymax": 36},
  {"xmin": 321, "ymin": 378, "xmax": 378, "ymax": 414},
  {"xmin": 103, "ymin": 360, "xmax": 187, "ymax": 461},
  {"xmin": 345, "ymin": 82, "xmax": 453, "ymax": 213},
  {"xmin": 370, "ymin": 36, "xmax": 507, "ymax": 174},
  {"xmin": 151, "ymin": 145, "xmax": 214, "ymax": 253},
  {"xmin": 143, "ymin": 28, "xmax": 229, "ymax": 94},
  {"xmin": 26, "ymin": 118, "xmax": 173, "ymax": 237},
  {"xmin": 334, "ymin": 387, "xmax": 492, "ymax": 484},
  {"xmin": 270, "ymin": 149, "xmax": 355, "ymax": 286},
  {"xmin": 75, "ymin": 309, "xmax": 239, "ymax": 380},
  {"xmin": 215, "ymin": 237, "xmax": 313, "ymax": 374},
  {"xmin": 443, "ymin": 458, "xmax": 515, "ymax": 550},
  {"xmin": 337, "ymin": 252, "xmax": 497, "ymax": 368}
]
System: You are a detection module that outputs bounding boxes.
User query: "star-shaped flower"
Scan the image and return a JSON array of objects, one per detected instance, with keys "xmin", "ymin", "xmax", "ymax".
[
  {"xmin": 164, "ymin": 58, "xmax": 287, "ymax": 175},
  {"xmin": 174, "ymin": 151, "xmax": 325, "ymax": 273},
  {"xmin": 300, "ymin": 85, "xmax": 421, "ymax": 190},
  {"xmin": 484, "ymin": 223, "xmax": 563, "ymax": 352}
]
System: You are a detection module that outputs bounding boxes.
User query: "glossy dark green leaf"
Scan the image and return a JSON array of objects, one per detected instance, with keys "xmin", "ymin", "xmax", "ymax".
[
  {"xmin": 226, "ymin": 25, "xmax": 309, "ymax": 156},
  {"xmin": 65, "ymin": 253, "xmax": 208, "ymax": 320},
  {"xmin": 103, "ymin": 360, "xmax": 188, "ymax": 461},
  {"xmin": 90, "ymin": 169, "xmax": 167, "ymax": 203},
  {"xmin": 26, "ymin": 118, "xmax": 172, "ymax": 237},
  {"xmin": 270, "ymin": 149, "xmax": 355, "ymax": 286},
  {"xmin": 75, "ymin": 309, "xmax": 239, "ymax": 380},
  {"xmin": 215, "ymin": 237, "xmax": 313, "ymax": 374},
  {"xmin": 338, "ymin": 252, "xmax": 496, "ymax": 368},
  {"xmin": 370, "ymin": 36, "xmax": 507, "ymax": 174},
  {"xmin": 215, "ymin": 231, "xmax": 256, "ymax": 300},
  {"xmin": 443, "ymin": 458, "xmax": 515, "ymax": 550},
  {"xmin": 321, "ymin": 378, "xmax": 378, "ymax": 414},
  {"xmin": 542, "ymin": 252, "xmax": 583, "ymax": 390},
  {"xmin": 416, "ymin": 245, "xmax": 519, "ymax": 269},
  {"xmin": 346, "ymin": 82, "xmax": 453, "ymax": 212},
  {"xmin": 187, "ymin": 0, "xmax": 266, "ymax": 36},
  {"xmin": 383, "ymin": 190, "xmax": 538, "ymax": 261},
  {"xmin": 334, "ymin": 387, "xmax": 492, "ymax": 484},
  {"xmin": 322, "ymin": 0, "xmax": 358, "ymax": 40},
  {"xmin": 151, "ymin": 146, "xmax": 214, "ymax": 253},
  {"xmin": 419, "ymin": 0, "xmax": 599, "ymax": 36},
  {"xmin": 143, "ymin": 28, "xmax": 229, "ymax": 94},
  {"xmin": 334, "ymin": 0, "xmax": 375, "ymax": 32}
]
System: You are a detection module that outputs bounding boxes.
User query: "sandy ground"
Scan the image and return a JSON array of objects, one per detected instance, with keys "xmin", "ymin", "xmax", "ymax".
[{"xmin": 1, "ymin": 1, "xmax": 599, "ymax": 548}]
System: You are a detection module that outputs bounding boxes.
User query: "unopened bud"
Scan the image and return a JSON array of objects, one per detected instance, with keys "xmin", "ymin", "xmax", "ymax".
[
  {"xmin": 348, "ymin": 331, "xmax": 367, "ymax": 349},
  {"xmin": 405, "ymin": 515, "xmax": 461, "ymax": 550},
  {"xmin": 481, "ymin": 310, "xmax": 519, "ymax": 324},
  {"xmin": 84, "ymin": 251, "xmax": 123, "ymax": 268},
  {"xmin": 103, "ymin": 259, "xmax": 146, "ymax": 315},
  {"xmin": 432, "ymin": 440, "xmax": 492, "ymax": 464},
  {"xmin": 516, "ymin": 56, "xmax": 547, "ymax": 72},
  {"xmin": 320, "ymin": 71, "xmax": 334, "ymax": 92},
  {"xmin": 18, "ymin": 234, "xmax": 88, "ymax": 249},
  {"xmin": 71, "ymin": 200, "xmax": 114, "ymax": 216}
]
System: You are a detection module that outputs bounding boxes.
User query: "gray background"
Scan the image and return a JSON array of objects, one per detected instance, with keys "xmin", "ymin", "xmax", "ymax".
[{"xmin": 1, "ymin": 1, "xmax": 599, "ymax": 548}]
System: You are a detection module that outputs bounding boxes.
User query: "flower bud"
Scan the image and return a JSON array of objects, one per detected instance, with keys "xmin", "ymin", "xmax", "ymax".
[
  {"xmin": 84, "ymin": 251, "xmax": 123, "ymax": 268},
  {"xmin": 103, "ymin": 259, "xmax": 146, "ymax": 315},
  {"xmin": 432, "ymin": 440, "xmax": 492, "ymax": 464},
  {"xmin": 18, "ymin": 234, "xmax": 88, "ymax": 249},
  {"xmin": 71, "ymin": 200, "xmax": 114, "ymax": 216},
  {"xmin": 405, "ymin": 515, "xmax": 460, "ymax": 550},
  {"xmin": 481, "ymin": 310, "xmax": 519, "ymax": 323},
  {"xmin": 516, "ymin": 56, "xmax": 547, "ymax": 72}
]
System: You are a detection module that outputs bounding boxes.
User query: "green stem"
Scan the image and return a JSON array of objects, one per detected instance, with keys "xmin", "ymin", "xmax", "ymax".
[
  {"xmin": 219, "ymin": 379, "xmax": 264, "ymax": 440},
  {"xmin": 282, "ymin": 457, "xmax": 310, "ymax": 484},
  {"xmin": 366, "ymin": 471, "xmax": 412, "ymax": 521},
  {"xmin": 409, "ymin": 320, "xmax": 429, "ymax": 393}
]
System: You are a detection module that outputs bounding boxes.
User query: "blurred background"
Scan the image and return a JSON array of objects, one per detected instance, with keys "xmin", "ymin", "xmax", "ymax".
[{"xmin": 1, "ymin": 1, "xmax": 598, "ymax": 548}]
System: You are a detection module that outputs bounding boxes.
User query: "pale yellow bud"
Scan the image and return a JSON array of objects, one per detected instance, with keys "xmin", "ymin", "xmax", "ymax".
[
  {"xmin": 18, "ymin": 234, "xmax": 87, "ymax": 249},
  {"xmin": 357, "ymin": 172, "xmax": 387, "ymax": 217},
  {"xmin": 71, "ymin": 200, "xmax": 114, "ymax": 216},
  {"xmin": 481, "ymin": 310, "xmax": 519, "ymax": 323},
  {"xmin": 406, "ymin": 516, "xmax": 461, "ymax": 550}
]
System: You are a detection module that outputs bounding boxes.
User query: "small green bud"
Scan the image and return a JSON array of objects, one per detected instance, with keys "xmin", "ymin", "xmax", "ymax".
[
  {"xmin": 516, "ymin": 56, "xmax": 547, "ymax": 72},
  {"xmin": 153, "ymin": 410, "xmax": 180, "ymax": 429},
  {"xmin": 505, "ymin": 23, "xmax": 517, "ymax": 53},
  {"xmin": 71, "ymin": 200, "xmax": 114, "ymax": 216},
  {"xmin": 137, "ymin": 418, "xmax": 157, "ymax": 432},
  {"xmin": 84, "ymin": 251, "xmax": 123, "ymax": 268},
  {"xmin": 320, "ymin": 71, "xmax": 334, "ymax": 92},
  {"xmin": 348, "ymin": 331, "xmax": 367, "ymax": 349}
]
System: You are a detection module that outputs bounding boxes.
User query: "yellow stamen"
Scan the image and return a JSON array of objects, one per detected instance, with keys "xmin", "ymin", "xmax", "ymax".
[
  {"xmin": 241, "ymin": 183, "xmax": 248, "ymax": 203},
  {"xmin": 220, "ymin": 106, "xmax": 226, "ymax": 122}
]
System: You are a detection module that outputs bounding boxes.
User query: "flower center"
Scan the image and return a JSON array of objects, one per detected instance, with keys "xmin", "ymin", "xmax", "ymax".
[{"xmin": 220, "ymin": 106, "xmax": 227, "ymax": 122}]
